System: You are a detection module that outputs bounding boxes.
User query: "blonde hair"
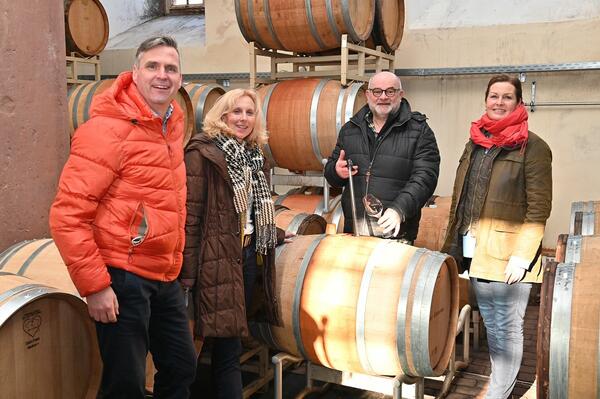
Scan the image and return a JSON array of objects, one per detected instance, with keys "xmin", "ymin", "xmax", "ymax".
[{"xmin": 202, "ymin": 88, "xmax": 268, "ymax": 147}]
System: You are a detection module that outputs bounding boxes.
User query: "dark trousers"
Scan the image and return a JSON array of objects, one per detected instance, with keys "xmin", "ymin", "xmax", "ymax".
[
  {"xmin": 194, "ymin": 242, "xmax": 257, "ymax": 399},
  {"xmin": 96, "ymin": 267, "xmax": 197, "ymax": 399}
]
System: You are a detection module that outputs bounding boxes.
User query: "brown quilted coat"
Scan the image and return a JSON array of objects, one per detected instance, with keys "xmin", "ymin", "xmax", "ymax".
[{"xmin": 181, "ymin": 133, "xmax": 281, "ymax": 338}]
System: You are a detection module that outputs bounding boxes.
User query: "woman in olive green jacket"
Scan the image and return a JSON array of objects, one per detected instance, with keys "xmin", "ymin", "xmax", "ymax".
[{"xmin": 442, "ymin": 75, "xmax": 552, "ymax": 399}]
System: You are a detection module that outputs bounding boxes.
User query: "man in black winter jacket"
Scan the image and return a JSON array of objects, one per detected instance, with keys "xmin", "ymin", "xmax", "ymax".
[{"xmin": 324, "ymin": 71, "xmax": 440, "ymax": 242}]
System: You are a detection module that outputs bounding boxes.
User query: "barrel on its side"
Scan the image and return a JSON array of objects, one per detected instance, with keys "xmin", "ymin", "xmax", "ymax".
[
  {"xmin": 235, "ymin": 0, "xmax": 375, "ymax": 53},
  {"xmin": 274, "ymin": 205, "xmax": 327, "ymax": 235},
  {"xmin": 273, "ymin": 193, "xmax": 344, "ymax": 233},
  {"xmin": 366, "ymin": 0, "xmax": 405, "ymax": 52},
  {"xmin": 256, "ymin": 234, "xmax": 459, "ymax": 377},
  {"xmin": 0, "ymin": 273, "xmax": 100, "ymax": 398},
  {"xmin": 414, "ymin": 196, "xmax": 451, "ymax": 251},
  {"xmin": 67, "ymin": 80, "xmax": 195, "ymax": 146},
  {"xmin": 548, "ymin": 235, "xmax": 600, "ymax": 398},
  {"xmin": 64, "ymin": 0, "xmax": 109, "ymax": 56},
  {"xmin": 570, "ymin": 200, "xmax": 600, "ymax": 236},
  {"xmin": 183, "ymin": 83, "xmax": 225, "ymax": 134},
  {"xmin": 258, "ymin": 79, "xmax": 366, "ymax": 171}
]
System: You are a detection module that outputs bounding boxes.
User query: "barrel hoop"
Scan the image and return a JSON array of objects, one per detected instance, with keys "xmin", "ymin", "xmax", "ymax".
[
  {"xmin": 292, "ymin": 235, "xmax": 326, "ymax": 360},
  {"xmin": 247, "ymin": 0, "xmax": 269, "ymax": 50},
  {"xmin": 83, "ymin": 80, "xmax": 107, "ymax": 123},
  {"xmin": 17, "ymin": 239, "xmax": 54, "ymax": 276},
  {"xmin": 274, "ymin": 193, "xmax": 289, "ymax": 206},
  {"xmin": 325, "ymin": 0, "xmax": 341, "ymax": 39},
  {"xmin": 304, "ymin": 0, "xmax": 327, "ymax": 50},
  {"xmin": 335, "ymin": 86, "xmax": 346, "ymax": 135},
  {"xmin": 186, "ymin": 84, "xmax": 204, "ymax": 132},
  {"xmin": 249, "ymin": 321, "xmax": 278, "ymax": 350},
  {"xmin": 0, "ymin": 240, "xmax": 34, "ymax": 269},
  {"xmin": 287, "ymin": 213, "xmax": 310, "ymax": 235},
  {"xmin": 309, "ymin": 79, "xmax": 330, "ymax": 164},
  {"xmin": 263, "ymin": 0, "xmax": 285, "ymax": 50},
  {"xmin": 340, "ymin": 0, "xmax": 361, "ymax": 42},
  {"xmin": 195, "ymin": 84, "xmax": 219, "ymax": 133},
  {"xmin": 565, "ymin": 235, "xmax": 582, "ymax": 264},
  {"xmin": 275, "ymin": 244, "xmax": 285, "ymax": 259},
  {"xmin": 314, "ymin": 197, "xmax": 326, "ymax": 216},
  {"xmin": 396, "ymin": 248, "xmax": 427, "ymax": 374},
  {"xmin": 410, "ymin": 251, "xmax": 446, "ymax": 376},
  {"xmin": 549, "ymin": 262, "xmax": 576, "ymax": 399},
  {"xmin": 70, "ymin": 84, "xmax": 88, "ymax": 131},
  {"xmin": 345, "ymin": 83, "xmax": 363, "ymax": 123},
  {"xmin": 356, "ymin": 240, "xmax": 393, "ymax": 374},
  {"xmin": 234, "ymin": 0, "xmax": 254, "ymax": 45},
  {"xmin": 0, "ymin": 283, "xmax": 55, "ymax": 327},
  {"xmin": 329, "ymin": 198, "xmax": 344, "ymax": 229},
  {"xmin": 261, "ymin": 83, "xmax": 279, "ymax": 167}
]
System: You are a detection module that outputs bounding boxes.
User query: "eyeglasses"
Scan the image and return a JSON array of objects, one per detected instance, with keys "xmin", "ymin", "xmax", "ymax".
[{"xmin": 367, "ymin": 87, "xmax": 401, "ymax": 98}]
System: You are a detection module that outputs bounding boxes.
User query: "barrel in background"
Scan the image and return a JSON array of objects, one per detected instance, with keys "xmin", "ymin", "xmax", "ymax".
[
  {"xmin": 274, "ymin": 205, "xmax": 327, "ymax": 235},
  {"xmin": 64, "ymin": 0, "xmax": 109, "ymax": 56},
  {"xmin": 366, "ymin": 0, "xmax": 405, "ymax": 52},
  {"xmin": 0, "ymin": 273, "xmax": 100, "ymax": 398},
  {"xmin": 67, "ymin": 80, "xmax": 195, "ymax": 146},
  {"xmin": 414, "ymin": 195, "xmax": 451, "ymax": 251},
  {"xmin": 258, "ymin": 79, "xmax": 366, "ymax": 171},
  {"xmin": 257, "ymin": 234, "xmax": 459, "ymax": 377},
  {"xmin": 273, "ymin": 192, "xmax": 344, "ymax": 233},
  {"xmin": 235, "ymin": 0, "xmax": 375, "ymax": 53},
  {"xmin": 183, "ymin": 83, "xmax": 226, "ymax": 133}
]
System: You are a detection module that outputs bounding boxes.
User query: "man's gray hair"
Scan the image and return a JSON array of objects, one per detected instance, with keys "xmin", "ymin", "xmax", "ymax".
[
  {"xmin": 368, "ymin": 71, "xmax": 402, "ymax": 90},
  {"xmin": 134, "ymin": 36, "xmax": 180, "ymax": 66}
]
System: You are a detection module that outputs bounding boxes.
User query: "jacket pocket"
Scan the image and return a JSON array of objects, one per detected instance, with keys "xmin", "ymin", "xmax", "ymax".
[
  {"xmin": 129, "ymin": 201, "xmax": 150, "ymax": 247},
  {"xmin": 486, "ymin": 219, "xmax": 520, "ymax": 260}
]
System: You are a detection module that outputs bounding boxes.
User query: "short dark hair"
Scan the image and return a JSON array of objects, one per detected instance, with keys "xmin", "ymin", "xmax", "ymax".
[
  {"xmin": 134, "ymin": 36, "xmax": 180, "ymax": 66},
  {"xmin": 485, "ymin": 74, "xmax": 523, "ymax": 103}
]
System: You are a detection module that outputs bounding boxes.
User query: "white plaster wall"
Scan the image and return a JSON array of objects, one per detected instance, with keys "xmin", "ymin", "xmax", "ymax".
[
  {"xmin": 407, "ymin": 0, "xmax": 600, "ymax": 28},
  {"xmin": 102, "ymin": 0, "xmax": 157, "ymax": 38}
]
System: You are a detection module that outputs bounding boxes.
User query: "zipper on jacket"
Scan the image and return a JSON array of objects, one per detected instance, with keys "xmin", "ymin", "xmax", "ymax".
[{"xmin": 466, "ymin": 148, "xmax": 491, "ymax": 230}]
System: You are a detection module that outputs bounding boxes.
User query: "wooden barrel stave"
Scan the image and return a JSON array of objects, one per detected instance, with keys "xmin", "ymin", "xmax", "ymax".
[
  {"xmin": 257, "ymin": 234, "xmax": 458, "ymax": 377},
  {"xmin": 67, "ymin": 80, "xmax": 195, "ymax": 146},
  {"xmin": 536, "ymin": 260, "xmax": 558, "ymax": 399},
  {"xmin": 0, "ymin": 273, "xmax": 100, "ymax": 398},
  {"xmin": 414, "ymin": 196, "xmax": 451, "ymax": 251},
  {"xmin": 234, "ymin": 0, "xmax": 375, "ymax": 53},
  {"xmin": 183, "ymin": 83, "xmax": 225, "ymax": 134},
  {"xmin": 64, "ymin": 0, "xmax": 109, "ymax": 56},
  {"xmin": 258, "ymin": 78, "xmax": 366, "ymax": 172}
]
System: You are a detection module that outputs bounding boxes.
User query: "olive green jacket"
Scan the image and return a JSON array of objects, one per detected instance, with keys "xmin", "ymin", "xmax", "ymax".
[{"xmin": 442, "ymin": 131, "xmax": 552, "ymax": 283}]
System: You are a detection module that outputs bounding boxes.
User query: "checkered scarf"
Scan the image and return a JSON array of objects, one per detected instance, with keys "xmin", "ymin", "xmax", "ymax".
[{"xmin": 212, "ymin": 134, "xmax": 276, "ymax": 254}]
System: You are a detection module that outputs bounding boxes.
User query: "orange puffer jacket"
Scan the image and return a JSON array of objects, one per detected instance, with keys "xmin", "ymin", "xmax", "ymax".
[{"xmin": 49, "ymin": 72, "xmax": 186, "ymax": 297}]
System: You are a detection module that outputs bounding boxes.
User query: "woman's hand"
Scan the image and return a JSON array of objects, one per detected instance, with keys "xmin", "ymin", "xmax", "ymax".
[{"xmin": 504, "ymin": 257, "xmax": 528, "ymax": 284}]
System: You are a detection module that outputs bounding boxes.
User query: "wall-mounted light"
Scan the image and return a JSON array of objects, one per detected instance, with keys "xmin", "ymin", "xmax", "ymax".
[{"xmin": 217, "ymin": 79, "xmax": 230, "ymax": 88}]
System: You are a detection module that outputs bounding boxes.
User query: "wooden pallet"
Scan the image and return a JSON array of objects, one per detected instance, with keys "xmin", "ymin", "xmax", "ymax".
[
  {"xmin": 66, "ymin": 53, "xmax": 101, "ymax": 84},
  {"xmin": 250, "ymin": 34, "xmax": 395, "ymax": 87}
]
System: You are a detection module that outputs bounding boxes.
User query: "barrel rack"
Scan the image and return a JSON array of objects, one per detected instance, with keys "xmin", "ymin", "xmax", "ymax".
[
  {"xmin": 66, "ymin": 53, "xmax": 101, "ymax": 84},
  {"xmin": 249, "ymin": 34, "xmax": 396, "ymax": 87},
  {"xmin": 271, "ymin": 304, "xmax": 472, "ymax": 399}
]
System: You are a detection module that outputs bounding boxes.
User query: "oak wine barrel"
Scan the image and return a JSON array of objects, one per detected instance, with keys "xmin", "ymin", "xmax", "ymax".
[
  {"xmin": 569, "ymin": 200, "xmax": 600, "ymax": 236},
  {"xmin": 366, "ymin": 0, "xmax": 405, "ymax": 52},
  {"xmin": 67, "ymin": 80, "xmax": 195, "ymax": 146},
  {"xmin": 64, "ymin": 0, "xmax": 109, "ymax": 56},
  {"xmin": 253, "ymin": 234, "xmax": 459, "ymax": 376},
  {"xmin": 235, "ymin": 0, "xmax": 375, "ymax": 53},
  {"xmin": 414, "ymin": 195, "xmax": 451, "ymax": 252},
  {"xmin": 274, "ymin": 205, "xmax": 327, "ymax": 235},
  {"xmin": 273, "ymin": 192, "xmax": 345, "ymax": 233},
  {"xmin": 547, "ymin": 235, "xmax": 600, "ymax": 398},
  {"xmin": 0, "ymin": 273, "xmax": 100, "ymax": 398},
  {"xmin": 258, "ymin": 78, "xmax": 366, "ymax": 171},
  {"xmin": 182, "ymin": 83, "xmax": 226, "ymax": 133}
]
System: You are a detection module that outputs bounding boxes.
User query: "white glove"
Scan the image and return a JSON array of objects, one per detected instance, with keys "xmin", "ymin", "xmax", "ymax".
[
  {"xmin": 504, "ymin": 256, "xmax": 528, "ymax": 284},
  {"xmin": 377, "ymin": 208, "xmax": 402, "ymax": 237}
]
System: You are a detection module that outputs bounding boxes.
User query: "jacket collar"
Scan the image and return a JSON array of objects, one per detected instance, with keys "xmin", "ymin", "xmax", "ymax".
[
  {"xmin": 186, "ymin": 133, "xmax": 230, "ymax": 179},
  {"xmin": 350, "ymin": 97, "xmax": 413, "ymax": 129}
]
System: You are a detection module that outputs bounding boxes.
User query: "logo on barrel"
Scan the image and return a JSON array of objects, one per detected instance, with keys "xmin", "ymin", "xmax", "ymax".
[{"xmin": 23, "ymin": 310, "xmax": 42, "ymax": 338}]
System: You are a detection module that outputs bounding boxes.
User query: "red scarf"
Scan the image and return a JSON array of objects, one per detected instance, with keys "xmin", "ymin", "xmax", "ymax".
[{"xmin": 470, "ymin": 104, "xmax": 529, "ymax": 149}]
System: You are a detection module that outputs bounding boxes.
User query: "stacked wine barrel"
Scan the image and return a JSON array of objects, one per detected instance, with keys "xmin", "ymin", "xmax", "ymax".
[
  {"xmin": 537, "ymin": 200, "xmax": 600, "ymax": 399},
  {"xmin": 64, "ymin": 0, "xmax": 109, "ymax": 57},
  {"xmin": 234, "ymin": 0, "xmax": 405, "ymax": 54}
]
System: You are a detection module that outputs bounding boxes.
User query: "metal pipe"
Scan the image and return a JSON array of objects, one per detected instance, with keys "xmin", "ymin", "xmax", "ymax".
[
  {"xmin": 272, "ymin": 352, "xmax": 303, "ymax": 399},
  {"xmin": 346, "ymin": 158, "xmax": 359, "ymax": 236}
]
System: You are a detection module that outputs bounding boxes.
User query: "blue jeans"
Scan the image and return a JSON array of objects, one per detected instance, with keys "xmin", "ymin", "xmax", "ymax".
[
  {"xmin": 471, "ymin": 278, "xmax": 531, "ymax": 399},
  {"xmin": 96, "ymin": 267, "xmax": 197, "ymax": 399}
]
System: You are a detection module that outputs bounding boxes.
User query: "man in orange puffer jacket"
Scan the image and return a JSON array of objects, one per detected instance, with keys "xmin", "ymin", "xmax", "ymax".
[{"xmin": 49, "ymin": 36, "xmax": 196, "ymax": 398}]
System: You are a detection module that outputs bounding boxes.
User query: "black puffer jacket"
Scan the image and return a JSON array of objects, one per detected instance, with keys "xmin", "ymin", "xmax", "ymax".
[{"xmin": 324, "ymin": 99, "xmax": 440, "ymax": 241}]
